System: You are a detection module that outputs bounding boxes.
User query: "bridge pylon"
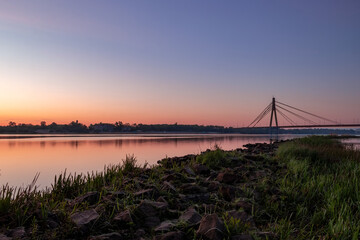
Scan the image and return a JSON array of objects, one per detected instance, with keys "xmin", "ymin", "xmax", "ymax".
[{"xmin": 269, "ymin": 97, "xmax": 279, "ymax": 138}]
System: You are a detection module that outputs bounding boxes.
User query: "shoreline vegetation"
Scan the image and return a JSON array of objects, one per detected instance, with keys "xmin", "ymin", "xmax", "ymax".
[
  {"xmin": 1, "ymin": 121, "xmax": 359, "ymax": 135},
  {"xmin": 1, "ymin": 136, "xmax": 360, "ymax": 239}
]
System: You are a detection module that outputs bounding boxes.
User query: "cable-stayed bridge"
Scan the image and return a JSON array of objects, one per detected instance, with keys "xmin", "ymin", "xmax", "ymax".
[{"xmin": 247, "ymin": 98, "xmax": 360, "ymax": 129}]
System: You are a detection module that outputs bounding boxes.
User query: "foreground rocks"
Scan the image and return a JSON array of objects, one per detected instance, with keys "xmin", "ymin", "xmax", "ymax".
[{"xmin": 0, "ymin": 141, "xmax": 285, "ymax": 239}]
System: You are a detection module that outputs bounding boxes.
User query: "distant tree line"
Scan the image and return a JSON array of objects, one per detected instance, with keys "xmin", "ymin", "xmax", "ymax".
[{"xmin": 0, "ymin": 120, "xmax": 359, "ymax": 135}]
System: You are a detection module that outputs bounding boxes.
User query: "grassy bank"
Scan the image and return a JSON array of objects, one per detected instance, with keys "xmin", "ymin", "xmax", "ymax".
[
  {"xmin": 265, "ymin": 136, "xmax": 360, "ymax": 239},
  {"xmin": 0, "ymin": 136, "xmax": 359, "ymax": 239}
]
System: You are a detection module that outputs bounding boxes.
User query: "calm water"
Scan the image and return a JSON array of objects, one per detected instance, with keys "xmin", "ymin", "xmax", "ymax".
[
  {"xmin": 341, "ymin": 138, "xmax": 360, "ymax": 150},
  {"xmin": 0, "ymin": 134, "xmax": 299, "ymax": 189}
]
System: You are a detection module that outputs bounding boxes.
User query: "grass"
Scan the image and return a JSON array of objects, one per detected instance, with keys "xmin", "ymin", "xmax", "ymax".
[
  {"xmin": 0, "ymin": 155, "xmax": 141, "ymax": 230},
  {"xmin": 264, "ymin": 136, "xmax": 360, "ymax": 239},
  {"xmin": 196, "ymin": 144, "xmax": 230, "ymax": 169}
]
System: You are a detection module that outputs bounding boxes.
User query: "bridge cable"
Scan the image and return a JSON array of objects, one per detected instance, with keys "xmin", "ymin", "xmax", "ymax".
[
  {"xmin": 247, "ymin": 103, "xmax": 272, "ymax": 127},
  {"xmin": 277, "ymin": 105, "xmax": 318, "ymax": 125},
  {"xmin": 276, "ymin": 108, "xmax": 296, "ymax": 126},
  {"xmin": 276, "ymin": 101, "xmax": 338, "ymax": 124},
  {"xmin": 252, "ymin": 106, "xmax": 272, "ymax": 127},
  {"xmin": 248, "ymin": 105, "xmax": 271, "ymax": 128}
]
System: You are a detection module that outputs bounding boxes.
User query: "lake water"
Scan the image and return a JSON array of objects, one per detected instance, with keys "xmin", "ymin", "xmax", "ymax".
[
  {"xmin": 341, "ymin": 138, "xmax": 360, "ymax": 150},
  {"xmin": 0, "ymin": 134, "xmax": 299, "ymax": 189}
]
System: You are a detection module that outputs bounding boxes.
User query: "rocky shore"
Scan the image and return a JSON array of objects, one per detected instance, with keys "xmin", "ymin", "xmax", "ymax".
[{"xmin": 0, "ymin": 141, "xmax": 287, "ymax": 240}]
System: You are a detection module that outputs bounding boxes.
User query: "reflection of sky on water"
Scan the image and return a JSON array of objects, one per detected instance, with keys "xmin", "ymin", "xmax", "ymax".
[
  {"xmin": 341, "ymin": 138, "xmax": 360, "ymax": 150},
  {"xmin": 0, "ymin": 134, "xmax": 297, "ymax": 189}
]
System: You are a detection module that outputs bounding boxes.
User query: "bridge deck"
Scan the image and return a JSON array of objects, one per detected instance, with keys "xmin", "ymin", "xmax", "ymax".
[{"xmin": 248, "ymin": 124, "xmax": 360, "ymax": 129}]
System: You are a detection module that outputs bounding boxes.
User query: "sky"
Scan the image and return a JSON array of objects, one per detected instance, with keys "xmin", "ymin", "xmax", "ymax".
[{"xmin": 0, "ymin": 0, "xmax": 359, "ymax": 127}]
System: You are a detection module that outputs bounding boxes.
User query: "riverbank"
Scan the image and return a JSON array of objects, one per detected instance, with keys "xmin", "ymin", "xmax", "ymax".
[{"xmin": 0, "ymin": 136, "xmax": 359, "ymax": 239}]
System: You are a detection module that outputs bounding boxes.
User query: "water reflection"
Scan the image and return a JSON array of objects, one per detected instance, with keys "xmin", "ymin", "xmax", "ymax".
[{"xmin": 0, "ymin": 134, "xmax": 297, "ymax": 189}]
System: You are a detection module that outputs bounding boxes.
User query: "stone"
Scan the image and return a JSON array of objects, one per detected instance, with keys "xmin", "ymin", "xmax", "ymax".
[
  {"xmin": 207, "ymin": 181, "xmax": 221, "ymax": 192},
  {"xmin": 144, "ymin": 216, "xmax": 161, "ymax": 228},
  {"xmin": 157, "ymin": 196, "xmax": 168, "ymax": 204},
  {"xmin": 71, "ymin": 209, "xmax": 100, "ymax": 228},
  {"xmin": 10, "ymin": 227, "xmax": 26, "ymax": 238},
  {"xmin": 182, "ymin": 166, "xmax": 195, "ymax": 176},
  {"xmin": 134, "ymin": 188, "xmax": 159, "ymax": 199},
  {"xmin": 196, "ymin": 214, "xmax": 226, "ymax": 240},
  {"xmin": 180, "ymin": 183, "xmax": 205, "ymax": 194},
  {"xmin": 114, "ymin": 209, "xmax": 133, "ymax": 224},
  {"xmin": 47, "ymin": 219, "xmax": 59, "ymax": 229},
  {"xmin": 89, "ymin": 232, "xmax": 123, "ymax": 240},
  {"xmin": 154, "ymin": 231, "xmax": 185, "ymax": 240},
  {"xmin": 161, "ymin": 181, "xmax": 177, "ymax": 193},
  {"xmin": 154, "ymin": 220, "xmax": 176, "ymax": 232},
  {"xmin": 232, "ymin": 234, "xmax": 254, "ymax": 240},
  {"xmin": 219, "ymin": 185, "xmax": 236, "ymax": 201},
  {"xmin": 0, "ymin": 234, "xmax": 11, "ymax": 240},
  {"xmin": 73, "ymin": 191, "xmax": 100, "ymax": 205},
  {"xmin": 217, "ymin": 170, "xmax": 237, "ymax": 184},
  {"xmin": 180, "ymin": 193, "xmax": 211, "ymax": 203},
  {"xmin": 178, "ymin": 208, "xmax": 202, "ymax": 226},
  {"xmin": 134, "ymin": 200, "xmax": 168, "ymax": 228},
  {"xmin": 135, "ymin": 229, "xmax": 146, "ymax": 238},
  {"xmin": 193, "ymin": 164, "xmax": 210, "ymax": 175}
]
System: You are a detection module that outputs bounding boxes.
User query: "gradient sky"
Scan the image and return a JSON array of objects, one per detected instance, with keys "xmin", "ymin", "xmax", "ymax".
[{"xmin": 0, "ymin": 1, "xmax": 359, "ymax": 127}]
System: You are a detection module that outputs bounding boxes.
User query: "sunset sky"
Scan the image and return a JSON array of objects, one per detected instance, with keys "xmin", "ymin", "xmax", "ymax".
[{"xmin": 0, "ymin": 1, "xmax": 359, "ymax": 127}]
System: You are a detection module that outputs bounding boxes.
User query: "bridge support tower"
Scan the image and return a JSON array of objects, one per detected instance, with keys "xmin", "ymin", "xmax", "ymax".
[{"xmin": 269, "ymin": 97, "xmax": 279, "ymax": 140}]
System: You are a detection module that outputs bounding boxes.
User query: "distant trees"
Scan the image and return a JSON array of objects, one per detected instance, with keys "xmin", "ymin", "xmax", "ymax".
[
  {"xmin": 8, "ymin": 121, "xmax": 16, "ymax": 127},
  {"xmin": 0, "ymin": 120, "xmax": 358, "ymax": 135}
]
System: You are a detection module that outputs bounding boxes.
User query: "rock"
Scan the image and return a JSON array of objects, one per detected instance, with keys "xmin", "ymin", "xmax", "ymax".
[
  {"xmin": 134, "ymin": 188, "xmax": 159, "ymax": 199},
  {"xmin": 162, "ymin": 173, "xmax": 189, "ymax": 183},
  {"xmin": 161, "ymin": 181, "xmax": 177, "ymax": 193},
  {"xmin": 217, "ymin": 170, "xmax": 237, "ymax": 184},
  {"xmin": 135, "ymin": 201, "xmax": 156, "ymax": 218},
  {"xmin": 154, "ymin": 231, "xmax": 185, "ymax": 240},
  {"xmin": 73, "ymin": 191, "xmax": 100, "ymax": 205},
  {"xmin": 161, "ymin": 173, "xmax": 177, "ymax": 182},
  {"xmin": 0, "ymin": 234, "xmax": 11, "ymax": 240},
  {"xmin": 193, "ymin": 164, "xmax": 210, "ymax": 175},
  {"xmin": 47, "ymin": 219, "xmax": 59, "ymax": 229},
  {"xmin": 182, "ymin": 166, "xmax": 195, "ymax": 176},
  {"xmin": 232, "ymin": 234, "xmax": 254, "ymax": 240},
  {"xmin": 196, "ymin": 214, "xmax": 226, "ymax": 240},
  {"xmin": 207, "ymin": 181, "xmax": 221, "ymax": 192},
  {"xmin": 114, "ymin": 209, "xmax": 133, "ymax": 224},
  {"xmin": 71, "ymin": 209, "xmax": 100, "ymax": 228},
  {"xmin": 134, "ymin": 200, "xmax": 168, "ymax": 228},
  {"xmin": 180, "ymin": 193, "xmax": 211, "ymax": 203},
  {"xmin": 157, "ymin": 196, "xmax": 168, "ymax": 204},
  {"xmin": 89, "ymin": 232, "xmax": 123, "ymax": 240},
  {"xmin": 154, "ymin": 220, "xmax": 176, "ymax": 232},
  {"xmin": 178, "ymin": 208, "xmax": 202, "ymax": 226},
  {"xmin": 226, "ymin": 210, "xmax": 256, "ymax": 228},
  {"xmin": 219, "ymin": 185, "xmax": 236, "ymax": 201},
  {"xmin": 144, "ymin": 216, "xmax": 161, "ymax": 228},
  {"xmin": 135, "ymin": 229, "xmax": 146, "ymax": 238},
  {"xmin": 180, "ymin": 183, "xmax": 205, "ymax": 194},
  {"xmin": 10, "ymin": 227, "xmax": 26, "ymax": 238}
]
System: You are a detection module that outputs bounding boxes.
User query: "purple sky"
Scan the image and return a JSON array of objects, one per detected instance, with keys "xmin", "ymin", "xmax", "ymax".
[{"xmin": 0, "ymin": 1, "xmax": 359, "ymax": 126}]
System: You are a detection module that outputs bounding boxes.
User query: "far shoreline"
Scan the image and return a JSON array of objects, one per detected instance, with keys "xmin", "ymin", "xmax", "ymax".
[{"xmin": 0, "ymin": 132, "xmax": 306, "ymax": 140}]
